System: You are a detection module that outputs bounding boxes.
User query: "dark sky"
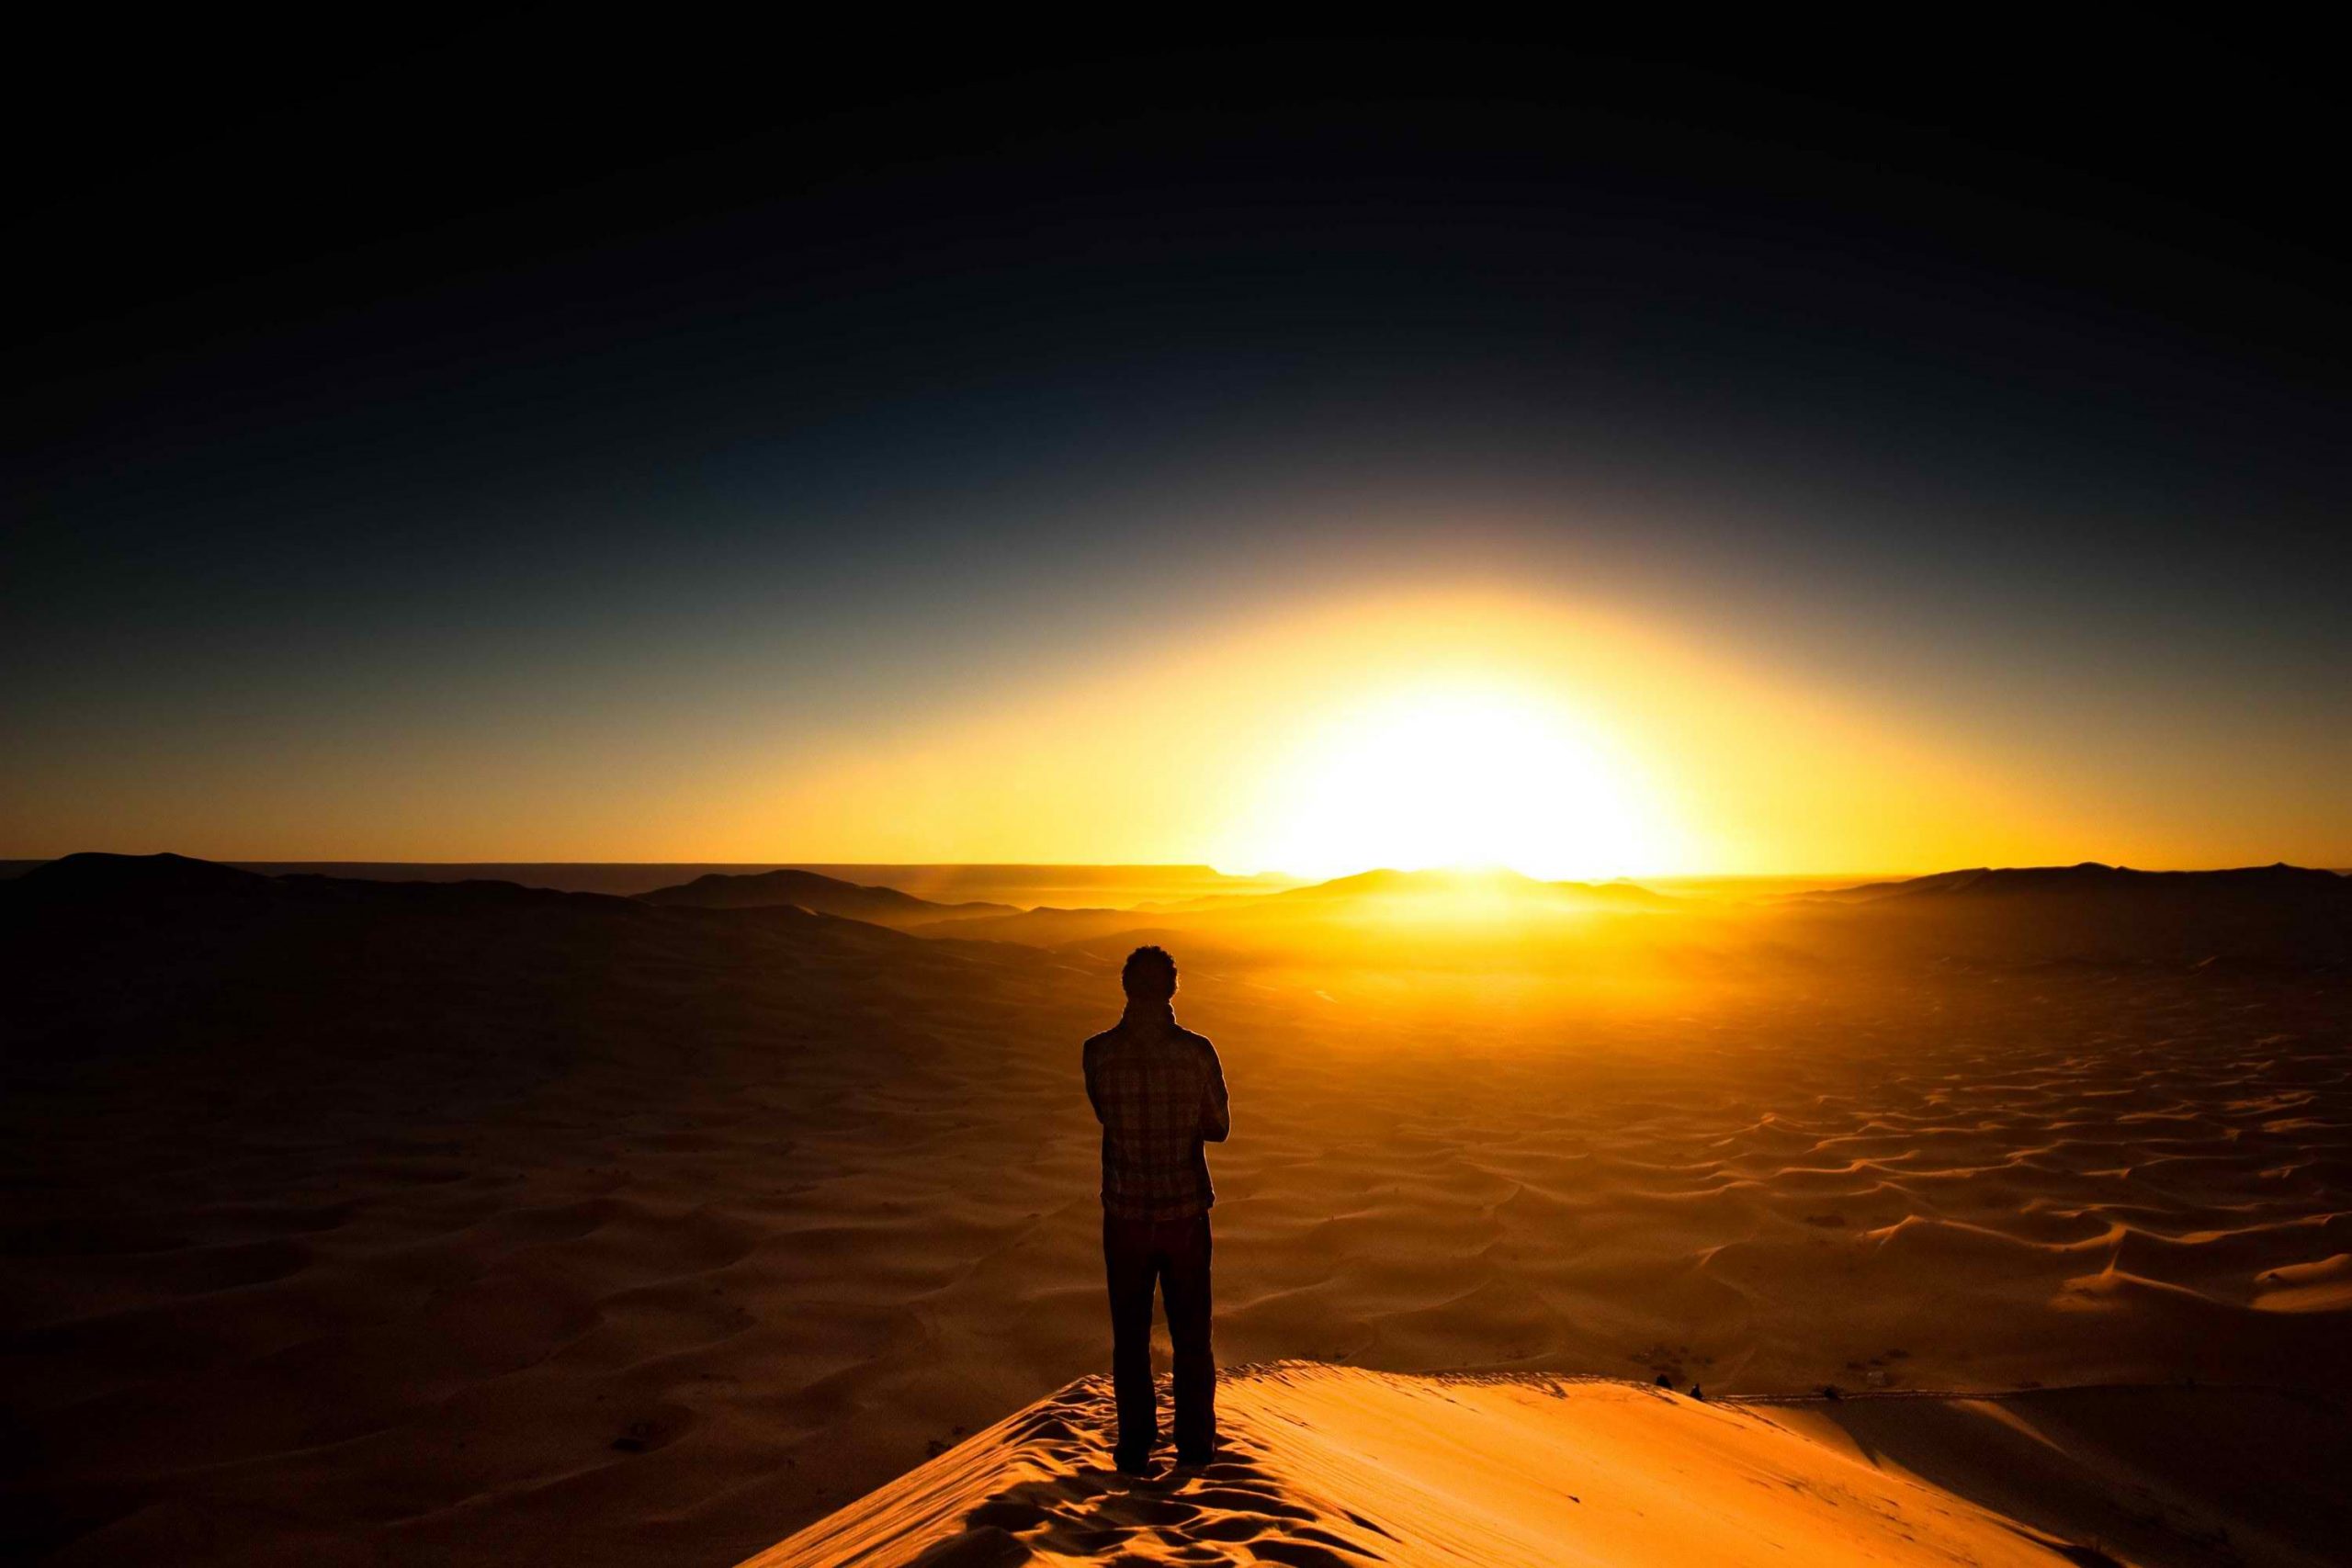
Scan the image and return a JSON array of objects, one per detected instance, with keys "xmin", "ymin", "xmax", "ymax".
[{"xmin": 6, "ymin": 25, "xmax": 2345, "ymax": 863}]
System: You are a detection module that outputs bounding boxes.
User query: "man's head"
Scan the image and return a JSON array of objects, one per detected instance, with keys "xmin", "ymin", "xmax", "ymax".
[{"xmin": 1121, "ymin": 944, "xmax": 1178, "ymax": 1005}]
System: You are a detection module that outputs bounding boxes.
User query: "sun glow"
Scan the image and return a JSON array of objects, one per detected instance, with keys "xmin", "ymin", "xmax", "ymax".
[
  {"xmin": 1256, "ymin": 683, "xmax": 1674, "ymax": 882},
  {"xmin": 642, "ymin": 587, "xmax": 2080, "ymax": 880}
]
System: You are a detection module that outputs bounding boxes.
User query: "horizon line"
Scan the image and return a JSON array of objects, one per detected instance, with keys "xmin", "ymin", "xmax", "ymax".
[{"xmin": 5, "ymin": 853, "xmax": 2346, "ymax": 881}]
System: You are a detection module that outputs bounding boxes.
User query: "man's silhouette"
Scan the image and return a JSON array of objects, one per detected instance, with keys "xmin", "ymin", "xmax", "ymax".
[{"xmin": 1084, "ymin": 944, "xmax": 1229, "ymax": 1472}]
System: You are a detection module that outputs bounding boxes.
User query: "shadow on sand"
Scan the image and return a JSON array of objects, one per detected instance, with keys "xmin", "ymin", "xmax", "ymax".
[{"xmin": 910, "ymin": 1377, "xmax": 1394, "ymax": 1567}]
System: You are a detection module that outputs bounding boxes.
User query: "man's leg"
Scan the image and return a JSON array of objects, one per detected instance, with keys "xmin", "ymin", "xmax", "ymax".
[
  {"xmin": 1102, "ymin": 1213, "xmax": 1159, "ymax": 1469},
  {"xmin": 1161, "ymin": 1213, "xmax": 1216, "ymax": 1462}
]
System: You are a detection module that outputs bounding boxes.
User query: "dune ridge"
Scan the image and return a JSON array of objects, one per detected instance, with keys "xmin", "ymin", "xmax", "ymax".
[
  {"xmin": 910, "ymin": 859, "xmax": 2352, "ymax": 970},
  {"xmin": 0, "ymin": 861, "xmax": 1298, "ymax": 907},
  {"xmin": 749, "ymin": 1363, "xmax": 2352, "ymax": 1567},
  {"xmin": 639, "ymin": 868, "xmax": 1019, "ymax": 928}
]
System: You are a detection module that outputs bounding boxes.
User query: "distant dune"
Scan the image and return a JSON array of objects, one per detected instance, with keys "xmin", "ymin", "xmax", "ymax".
[
  {"xmin": 794, "ymin": 864, "xmax": 1301, "ymax": 908},
  {"xmin": 639, "ymin": 867, "xmax": 1017, "ymax": 929},
  {"xmin": 1243, "ymin": 864, "xmax": 1676, "ymax": 910},
  {"xmin": 913, "ymin": 865, "xmax": 1674, "ymax": 949},
  {"xmin": 1804, "ymin": 861, "xmax": 2352, "ymax": 904},
  {"xmin": 4, "ymin": 852, "xmax": 2346, "ymax": 1565},
  {"xmin": 917, "ymin": 859, "xmax": 2352, "ymax": 973},
  {"xmin": 0, "ymin": 861, "xmax": 1300, "ymax": 907},
  {"xmin": 1784, "ymin": 861, "xmax": 2352, "ymax": 970},
  {"xmin": 753, "ymin": 1365, "xmax": 2352, "ymax": 1567}
]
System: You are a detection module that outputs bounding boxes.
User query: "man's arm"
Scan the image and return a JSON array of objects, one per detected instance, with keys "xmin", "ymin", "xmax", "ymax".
[
  {"xmin": 1083, "ymin": 1035, "xmax": 1106, "ymax": 1123},
  {"xmin": 1197, "ymin": 1038, "xmax": 1230, "ymax": 1143}
]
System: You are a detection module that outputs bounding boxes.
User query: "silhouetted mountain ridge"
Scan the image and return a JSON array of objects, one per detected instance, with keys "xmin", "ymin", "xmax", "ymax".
[
  {"xmin": 12, "ymin": 854, "xmax": 2345, "ymax": 983},
  {"xmin": 1, "ymin": 853, "xmax": 1052, "ymax": 1080},
  {"xmin": 16, "ymin": 851, "xmax": 278, "ymax": 900},
  {"xmin": 638, "ymin": 868, "xmax": 1015, "ymax": 928},
  {"xmin": 925, "ymin": 865, "xmax": 1675, "ymax": 944},
  {"xmin": 1263, "ymin": 867, "xmax": 1672, "ymax": 907},
  {"xmin": 1809, "ymin": 862, "xmax": 2349, "ymax": 905}
]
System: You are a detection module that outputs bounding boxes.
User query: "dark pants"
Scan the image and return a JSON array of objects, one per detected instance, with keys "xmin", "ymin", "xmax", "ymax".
[{"xmin": 1102, "ymin": 1210, "xmax": 1215, "ymax": 1461}]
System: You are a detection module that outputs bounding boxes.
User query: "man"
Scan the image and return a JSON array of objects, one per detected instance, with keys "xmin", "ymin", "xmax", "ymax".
[{"xmin": 1082, "ymin": 943, "xmax": 1230, "ymax": 1472}]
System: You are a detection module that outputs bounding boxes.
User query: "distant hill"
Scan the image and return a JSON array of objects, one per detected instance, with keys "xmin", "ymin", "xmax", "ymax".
[
  {"xmin": 11, "ymin": 850, "xmax": 278, "ymax": 901},
  {"xmin": 638, "ymin": 868, "xmax": 1016, "ymax": 929},
  {"xmin": 907, "ymin": 866, "xmax": 1673, "ymax": 950},
  {"xmin": 920, "ymin": 859, "xmax": 2352, "ymax": 972},
  {"xmin": 1, "ymin": 852, "xmax": 1045, "ymax": 1076},
  {"xmin": 0, "ymin": 861, "xmax": 1304, "ymax": 906},
  {"xmin": 1256, "ymin": 866, "xmax": 1673, "ymax": 908},
  {"xmin": 788, "ymin": 863, "xmax": 1299, "ymax": 908},
  {"xmin": 1804, "ymin": 862, "xmax": 2350, "ymax": 905},
  {"xmin": 17, "ymin": 853, "xmax": 2343, "ymax": 974},
  {"xmin": 1785, "ymin": 861, "xmax": 2352, "ymax": 969}
]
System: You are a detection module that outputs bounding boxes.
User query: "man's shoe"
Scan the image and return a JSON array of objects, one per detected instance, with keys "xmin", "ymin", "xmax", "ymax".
[
  {"xmin": 1112, "ymin": 1448, "xmax": 1154, "ymax": 1476},
  {"xmin": 1174, "ymin": 1446, "xmax": 1216, "ymax": 1468}
]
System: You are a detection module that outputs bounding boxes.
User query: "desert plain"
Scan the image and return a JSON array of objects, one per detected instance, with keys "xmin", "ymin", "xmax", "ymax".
[{"xmin": 3, "ymin": 854, "xmax": 2347, "ymax": 1566}]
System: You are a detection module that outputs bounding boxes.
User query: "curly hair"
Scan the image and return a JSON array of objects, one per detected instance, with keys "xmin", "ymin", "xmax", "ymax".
[{"xmin": 1120, "ymin": 943, "xmax": 1178, "ymax": 1002}]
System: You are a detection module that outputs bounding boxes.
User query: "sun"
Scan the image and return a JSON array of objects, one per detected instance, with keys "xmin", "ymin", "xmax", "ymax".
[{"xmin": 1250, "ymin": 682, "xmax": 1677, "ymax": 881}]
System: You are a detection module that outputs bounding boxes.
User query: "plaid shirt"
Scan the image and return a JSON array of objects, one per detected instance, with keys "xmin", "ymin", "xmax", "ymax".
[{"xmin": 1083, "ymin": 1002, "xmax": 1230, "ymax": 1221}]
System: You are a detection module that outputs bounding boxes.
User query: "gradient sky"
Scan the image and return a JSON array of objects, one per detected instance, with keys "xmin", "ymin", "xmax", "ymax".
[{"xmin": 6, "ymin": 28, "xmax": 2345, "ymax": 873}]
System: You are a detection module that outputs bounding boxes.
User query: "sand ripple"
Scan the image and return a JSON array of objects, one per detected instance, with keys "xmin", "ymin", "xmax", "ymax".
[{"xmin": 4, "ymin": 931, "xmax": 2346, "ymax": 1564}]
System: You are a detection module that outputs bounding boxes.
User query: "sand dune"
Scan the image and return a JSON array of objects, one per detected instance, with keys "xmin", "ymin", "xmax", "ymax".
[
  {"xmin": 917, "ymin": 860, "xmax": 2352, "ymax": 974},
  {"xmin": 3, "ymin": 855, "xmax": 2346, "ymax": 1564},
  {"xmin": 639, "ymin": 868, "xmax": 1018, "ymax": 928},
  {"xmin": 752, "ymin": 1364, "xmax": 2352, "ymax": 1567}
]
